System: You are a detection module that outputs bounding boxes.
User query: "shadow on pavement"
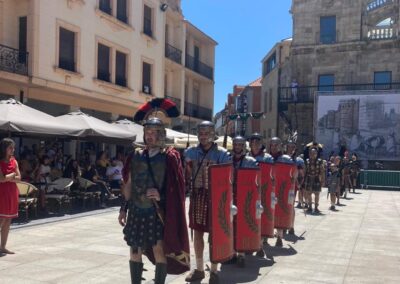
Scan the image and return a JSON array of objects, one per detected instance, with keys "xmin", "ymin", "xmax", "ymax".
[
  {"xmin": 284, "ymin": 231, "xmax": 306, "ymax": 244},
  {"xmin": 219, "ymin": 255, "xmax": 274, "ymax": 283}
]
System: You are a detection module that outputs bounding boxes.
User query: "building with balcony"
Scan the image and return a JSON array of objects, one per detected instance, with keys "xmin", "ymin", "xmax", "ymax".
[
  {"xmin": 0, "ymin": 0, "xmax": 216, "ymax": 131},
  {"xmin": 163, "ymin": 0, "xmax": 216, "ymax": 133},
  {"xmin": 261, "ymin": 0, "xmax": 400, "ymax": 148}
]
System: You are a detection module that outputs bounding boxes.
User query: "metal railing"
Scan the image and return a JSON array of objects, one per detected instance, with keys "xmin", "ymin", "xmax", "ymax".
[
  {"xmin": 165, "ymin": 43, "xmax": 182, "ymax": 64},
  {"xmin": 184, "ymin": 102, "xmax": 213, "ymax": 121},
  {"xmin": 185, "ymin": 54, "xmax": 214, "ymax": 80},
  {"xmin": 366, "ymin": 0, "xmax": 393, "ymax": 12},
  {"xmin": 360, "ymin": 169, "xmax": 400, "ymax": 189},
  {"xmin": 279, "ymin": 82, "xmax": 400, "ymax": 106},
  {"xmin": 0, "ymin": 44, "xmax": 29, "ymax": 76},
  {"xmin": 368, "ymin": 27, "xmax": 394, "ymax": 40}
]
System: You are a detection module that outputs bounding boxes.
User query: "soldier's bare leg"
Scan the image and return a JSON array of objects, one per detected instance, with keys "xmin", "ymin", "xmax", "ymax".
[
  {"xmin": 194, "ymin": 230, "xmax": 205, "ymax": 271},
  {"xmin": 185, "ymin": 230, "xmax": 206, "ymax": 282},
  {"xmin": 275, "ymin": 229, "xmax": 283, "ymax": 247},
  {"xmin": 314, "ymin": 192, "xmax": 320, "ymax": 213}
]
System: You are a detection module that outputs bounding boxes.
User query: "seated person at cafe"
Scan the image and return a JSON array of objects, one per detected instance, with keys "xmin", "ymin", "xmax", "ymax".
[{"xmin": 106, "ymin": 158, "xmax": 123, "ymax": 190}]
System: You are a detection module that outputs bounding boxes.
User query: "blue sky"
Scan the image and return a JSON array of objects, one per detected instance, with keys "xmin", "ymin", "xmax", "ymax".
[{"xmin": 181, "ymin": 0, "xmax": 293, "ymax": 114}]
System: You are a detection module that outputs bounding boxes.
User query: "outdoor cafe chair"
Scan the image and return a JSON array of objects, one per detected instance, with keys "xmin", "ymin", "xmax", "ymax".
[
  {"xmin": 77, "ymin": 177, "xmax": 101, "ymax": 209},
  {"xmin": 17, "ymin": 181, "xmax": 39, "ymax": 221},
  {"xmin": 45, "ymin": 178, "xmax": 74, "ymax": 213}
]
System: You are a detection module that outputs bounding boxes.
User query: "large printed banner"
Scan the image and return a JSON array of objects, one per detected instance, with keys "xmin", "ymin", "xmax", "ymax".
[
  {"xmin": 208, "ymin": 164, "xmax": 235, "ymax": 263},
  {"xmin": 315, "ymin": 93, "xmax": 400, "ymax": 161},
  {"xmin": 234, "ymin": 168, "xmax": 262, "ymax": 253}
]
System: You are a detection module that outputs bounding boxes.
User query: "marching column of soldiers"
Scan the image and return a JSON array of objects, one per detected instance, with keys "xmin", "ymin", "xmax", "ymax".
[{"xmin": 120, "ymin": 119, "xmax": 361, "ymax": 284}]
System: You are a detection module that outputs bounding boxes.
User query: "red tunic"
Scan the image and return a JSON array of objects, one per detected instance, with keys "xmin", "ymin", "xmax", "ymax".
[{"xmin": 0, "ymin": 158, "xmax": 19, "ymax": 219}]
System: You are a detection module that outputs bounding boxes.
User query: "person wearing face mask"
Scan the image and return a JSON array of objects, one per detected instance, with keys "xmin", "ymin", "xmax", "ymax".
[
  {"xmin": 184, "ymin": 121, "xmax": 231, "ymax": 284},
  {"xmin": 121, "ymin": 118, "xmax": 189, "ymax": 284}
]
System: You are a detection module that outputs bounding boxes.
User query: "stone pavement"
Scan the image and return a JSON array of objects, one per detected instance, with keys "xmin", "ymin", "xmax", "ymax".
[{"xmin": 1, "ymin": 188, "xmax": 400, "ymax": 284}]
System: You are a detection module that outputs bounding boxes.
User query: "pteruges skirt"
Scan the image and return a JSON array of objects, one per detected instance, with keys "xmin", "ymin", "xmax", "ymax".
[{"xmin": 123, "ymin": 206, "xmax": 164, "ymax": 252}]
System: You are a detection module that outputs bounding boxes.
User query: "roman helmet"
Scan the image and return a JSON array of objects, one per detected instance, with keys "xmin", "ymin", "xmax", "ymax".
[
  {"xmin": 197, "ymin": 121, "xmax": 216, "ymax": 143},
  {"xmin": 143, "ymin": 117, "xmax": 166, "ymax": 148},
  {"xmin": 233, "ymin": 135, "xmax": 247, "ymax": 156}
]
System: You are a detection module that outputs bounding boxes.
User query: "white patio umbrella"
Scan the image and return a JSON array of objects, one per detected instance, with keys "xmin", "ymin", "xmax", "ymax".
[
  {"xmin": 0, "ymin": 99, "xmax": 82, "ymax": 137},
  {"xmin": 113, "ymin": 119, "xmax": 196, "ymax": 144},
  {"xmin": 55, "ymin": 112, "xmax": 136, "ymax": 143},
  {"xmin": 174, "ymin": 135, "xmax": 233, "ymax": 150}
]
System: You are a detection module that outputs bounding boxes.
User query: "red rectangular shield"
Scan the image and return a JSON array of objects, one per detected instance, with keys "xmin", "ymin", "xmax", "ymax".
[
  {"xmin": 234, "ymin": 168, "xmax": 262, "ymax": 253},
  {"xmin": 274, "ymin": 162, "xmax": 296, "ymax": 229},
  {"xmin": 259, "ymin": 162, "xmax": 276, "ymax": 238},
  {"xmin": 208, "ymin": 164, "xmax": 235, "ymax": 263}
]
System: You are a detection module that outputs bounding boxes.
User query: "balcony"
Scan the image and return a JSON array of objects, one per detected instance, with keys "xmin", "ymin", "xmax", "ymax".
[
  {"xmin": 278, "ymin": 82, "xmax": 400, "ymax": 111},
  {"xmin": 184, "ymin": 102, "xmax": 213, "ymax": 121},
  {"xmin": 185, "ymin": 54, "xmax": 213, "ymax": 80},
  {"xmin": 368, "ymin": 27, "xmax": 394, "ymax": 40},
  {"xmin": 367, "ymin": 0, "xmax": 393, "ymax": 12},
  {"xmin": 165, "ymin": 43, "xmax": 182, "ymax": 65},
  {"xmin": 0, "ymin": 44, "xmax": 29, "ymax": 76}
]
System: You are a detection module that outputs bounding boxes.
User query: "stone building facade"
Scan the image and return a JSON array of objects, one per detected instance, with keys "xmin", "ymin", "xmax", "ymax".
[{"xmin": 277, "ymin": 0, "xmax": 400, "ymax": 147}]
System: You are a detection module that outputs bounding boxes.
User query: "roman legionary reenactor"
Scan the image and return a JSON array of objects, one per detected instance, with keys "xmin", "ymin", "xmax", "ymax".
[
  {"xmin": 184, "ymin": 121, "xmax": 231, "ymax": 284},
  {"xmin": 227, "ymin": 135, "xmax": 258, "ymax": 268},
  {"xmin": 269, "ymin": 137, "xmax": 294, "ymax": 247},
  {"xmin": 285, "ymin": 140, "xmax": 304, "ymax": 235},
  {"xmin": 304, "ymin": 147, "xmax": 325, "ymax": 214},
  {"xmin": 327, "ymin": 156, "xmax": 341, "ymax": 210},
  {"xmin": 121, "ymin": 118, "xmax": 190, "ymax": 284},
  {"xmin": 248, "ymin": 132, "xmax": 274, "ymax": 256}
]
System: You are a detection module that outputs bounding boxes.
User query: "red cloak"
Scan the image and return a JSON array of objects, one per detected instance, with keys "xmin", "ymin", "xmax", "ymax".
[{"xmin": 144, "ymin": 147, "xmax": 190, "ymax": 274}]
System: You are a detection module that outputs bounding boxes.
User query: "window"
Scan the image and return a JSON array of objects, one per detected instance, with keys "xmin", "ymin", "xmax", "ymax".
[
  {"xmin": 19, "ymin": 16, "xmax": 27, "ymax": 64},
  {"xmin": 374, "ymin": 71, "xmax": 391, "ymax": 89},
  {"xmin": 99, "ymin": 0, "xmax": 112, "ymax": 15},
  {"xmin": 97, "ymin": 43, "xmax": 110, "ymax": 82},
  {"xmin": 116, "ymin": 0, "xmax": 128, "ymax": 23},
  {"xmin": 143, "ymin": 5, "xmax": 153, "ymax": 37},
  {"xmin": 320, "ymin": 16, "xmax": 336, "ymax": 44},
  {"xmin": 59, "ymin": 27, "xmax": 76, "ymax": 72},
  {"xmin": 318, "ymin": 74, "xmax": 335, "ymax": 91},
  {"xmin": 264, "ymin": 53, "xmax": 276, "ymax": 76},
  {"xmin": 142, "ymin": 62, "xmax": 152, "ymax": 94},
  {"xmin": 115, "ymin": 51, "xmax": 127, "ymax": 87},
  {"xmin": 269, "ymin": 89, "xmax": 272, "ymax": 112},
  {"xmin": 264, "ymin": 91, "xmax": 268, "ymax": 113}
]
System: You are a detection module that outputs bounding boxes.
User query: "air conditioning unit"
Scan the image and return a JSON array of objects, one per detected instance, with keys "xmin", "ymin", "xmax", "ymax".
[{"xmin": 143, "ymin": 85, "xmax": 150, "ymax": 94}]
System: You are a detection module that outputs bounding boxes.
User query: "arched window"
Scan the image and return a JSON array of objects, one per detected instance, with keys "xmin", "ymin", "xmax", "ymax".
[
  {"xmin": 368, "ymin": 17, "xmax": 395, "ymax": 40},
  {"xmin": 376, "ymin": 17, "xmax": 394, "ymax": 27}
]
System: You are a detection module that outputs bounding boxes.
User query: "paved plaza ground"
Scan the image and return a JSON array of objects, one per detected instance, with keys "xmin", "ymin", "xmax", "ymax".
[{"xmin": 1, "ymin": 188, "xmax": 400, "ymax": 283}]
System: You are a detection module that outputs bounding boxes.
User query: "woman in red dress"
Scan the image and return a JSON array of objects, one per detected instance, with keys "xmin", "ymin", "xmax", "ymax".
[{"xmin": 0, "ymin": 138, "xmax": 21, "ymax": 254}]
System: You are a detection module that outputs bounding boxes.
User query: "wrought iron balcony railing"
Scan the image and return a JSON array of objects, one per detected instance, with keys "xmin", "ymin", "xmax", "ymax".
[
  {"xmin": 279, "ymin": 82, "xmax": 400, "ymax": 107},
  {"xmin": 185, "ymin": 54, "xmax": 214, "ymax": 80},
  {"xmin": 368, "ymin": 27, "xmax": 394, "ymax": 40},
  {"xmin": 0, "ymin": 44, "xmax": 29, "ymax": 76},
  {"xmin": 367, "ymin": 0, "xmax": 393, "ymax": 12},
  {"xmin": 184, "ymin": 102, "xmax": 213, "ymax": 121},
  {"xmin": 165, "ymin": 43, "xmax": 182, "ymax": 64}
]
